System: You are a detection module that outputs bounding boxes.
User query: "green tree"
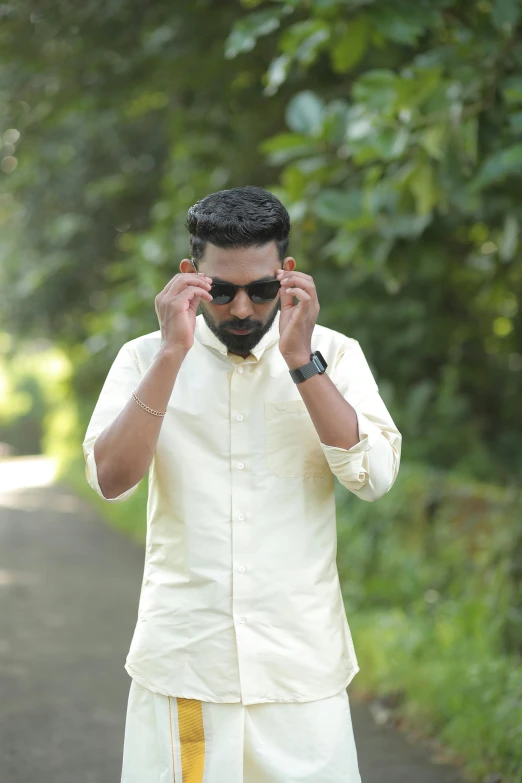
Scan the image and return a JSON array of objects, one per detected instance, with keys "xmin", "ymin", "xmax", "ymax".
[
  {"xmin": 1, "ymin": 0, "xmax": 521, "ymax": 482},
  {"xmin": 224, "ymin": 0, "xmax": 522, "ymax": 481}
]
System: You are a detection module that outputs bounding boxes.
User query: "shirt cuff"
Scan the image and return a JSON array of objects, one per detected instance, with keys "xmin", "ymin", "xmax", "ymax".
[
  {"xmin": 319, "ymin": 410, "xmax": 383, "ymax": 488},
  {"xmin": 320, "ymin": 409, "xmax": 382, "ymax": 455},
  {"xmin": 85, "ymin": 445, "xmax": 139, "ymax": 503}
]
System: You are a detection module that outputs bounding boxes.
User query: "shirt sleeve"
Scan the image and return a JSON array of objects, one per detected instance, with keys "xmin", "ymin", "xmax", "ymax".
[
  {"xmin": 82, "ymin": 341, "xmax": 143, "ymax": 503},
  {"xmin": 319, "ymin": 339, "xmax": 402, "ymax": 502}
]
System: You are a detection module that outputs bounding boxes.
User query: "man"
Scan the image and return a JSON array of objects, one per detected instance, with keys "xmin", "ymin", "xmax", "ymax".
[{"xmin": 83, "ymin": 185, "xmax": 402, "ymax": 782}]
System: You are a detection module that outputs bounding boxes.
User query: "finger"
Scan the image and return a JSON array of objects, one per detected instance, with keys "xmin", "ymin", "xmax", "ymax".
[
  {"xmin": 280, "ymin": 280, "xmax": 316, "ymax": 307},
  {"xmin": 178, "ymin": 274, "xmax": 213, "ymax": 289},
  {"xmin": 277, "ymin": 270, "xmax": 314, "ymax": 283},
  {"xmin": 279, "ymin": 284, "xmax": 297, "ymax": 308},
  {"xmin": 180, "ymin": 284, "xmax": 213, "ymax": 303},
  {"xmin": 280, "ymin": 276, "xmax": 316, "ymax": 294},
  {"xmin": 161, "ymin": 266, "xmax": 188, "ymax": 294},
  {"xmin": 159, "ymin": 274, "xmax": 179, "ymax": 296},
  {"xmin": 284, "ymin": 288, "xmax": 312, "ymax": 303},
  {"xmin": 162, "ymin": 268, "xmax": 212, "ymax": 295},
  {"xmin": 167, "ymin": 275, "xmax": 213, "ymax": 298}
]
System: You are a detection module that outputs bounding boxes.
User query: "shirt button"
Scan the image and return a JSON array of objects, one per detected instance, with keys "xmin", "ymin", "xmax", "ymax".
[
  {"xmin": 238, "ymin": 565, "xmax": 246, "ymax": 573},
  {"xmin": 237, "ymin": 366, "xmax": 244, "ymax": 374},
  {"xmin": 238, "ymin": 513, "xmax": 245, "ymax": 521},
  {"xmin": 238, "ymin": 616, "xmax": 246, "ymax": 624},
  {"xmin": 237, "ymin": 462, "xmax": 244, "ymax": 470},
  {"xmin": 236, "ymin": 414, "xmax": 244, "ymax": 421}
]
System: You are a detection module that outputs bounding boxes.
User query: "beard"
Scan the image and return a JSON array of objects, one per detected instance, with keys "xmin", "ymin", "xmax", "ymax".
[{"xmin": 200, "ymin": 299, "xmax": 280, "ymax": 355}]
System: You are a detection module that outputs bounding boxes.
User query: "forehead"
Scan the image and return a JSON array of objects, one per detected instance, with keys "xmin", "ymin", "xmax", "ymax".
[{"xmin": 198, "ymin": 241, "xmax": 280, "ymax": 283}]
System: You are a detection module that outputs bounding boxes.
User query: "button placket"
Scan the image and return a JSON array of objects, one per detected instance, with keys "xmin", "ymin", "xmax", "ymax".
[{"xmin": 230, "ymin": 361, "xmax": 252, "ymax": 677}]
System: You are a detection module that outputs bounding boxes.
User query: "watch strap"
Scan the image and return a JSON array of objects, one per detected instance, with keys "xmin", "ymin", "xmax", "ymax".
[{"xmin": 289, "ymin": 351, "xmax": 327, "ymax": 384}]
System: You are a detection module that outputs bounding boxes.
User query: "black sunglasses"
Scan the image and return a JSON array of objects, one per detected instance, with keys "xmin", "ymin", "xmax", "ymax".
[
  {"xmin": 189, "ymin": 260, "xmax": 281, "ymax": 304},
  {"xmin": 209, "ymin": 279, "xmax": 281, "ymax": 305}
]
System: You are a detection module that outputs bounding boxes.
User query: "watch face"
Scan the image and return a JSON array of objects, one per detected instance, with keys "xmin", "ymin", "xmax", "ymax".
[{"xmin": 312, "ymin": 351, "xmax": 327, "ymax": 372}]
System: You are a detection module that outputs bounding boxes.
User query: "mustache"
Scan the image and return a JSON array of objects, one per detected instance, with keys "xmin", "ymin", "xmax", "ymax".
[{"xmin": 222, "ymin": 320, "xmax": 261, "ymax": 331}]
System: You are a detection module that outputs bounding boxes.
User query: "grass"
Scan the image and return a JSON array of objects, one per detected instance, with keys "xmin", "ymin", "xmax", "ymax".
[
  {"xmin": 348, "ymin": 608, "xmax": 522, "ymax": 781},
  {"xmin": 336, "ymin": 464, "xmax": 522, "ymax": 783}
]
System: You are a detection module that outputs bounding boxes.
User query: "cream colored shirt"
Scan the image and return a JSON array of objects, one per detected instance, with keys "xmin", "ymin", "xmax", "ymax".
[{"xmin": 83, "ymin": 310, "xmax": 401, "ymax": 705}]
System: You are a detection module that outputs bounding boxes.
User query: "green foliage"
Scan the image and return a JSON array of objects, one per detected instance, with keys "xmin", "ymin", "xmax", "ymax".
[
  {"xmin": 0, "ymin": 0, "xmax": 521, "ymax": 482},
  {"xmin": 225, "ymin": 0, "xmax": 522, "ymax": 483},
  {"xmin": 0, "ymin": 1, "xmax": 291, "ymax": 378},
  {"xmin": 285, "ymin": 91, "xmax": 325, "ymax": 135},
  {"xmin": 330, "ymin": 17, "xmax": 369, "ymax": 74},
  {"xmin": 336, "ymin": 464, "xmax": 522, "ymax": 781},
  {"xmin": 0, "ymin": 373, "xmax": 44, "ymax": 455},
  {"xmin": 0, "ymin": 333, "xmax": 77, "ymax": 457},
  {"xmin": 352, "ymin": 609, "xmax": 522, "ymax": 782},
  {"xmin": 224, "ymin": 7, "xmax": 290, "ymax": 58}
]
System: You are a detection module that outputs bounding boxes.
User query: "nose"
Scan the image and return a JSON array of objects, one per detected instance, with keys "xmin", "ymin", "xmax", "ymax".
[{"xmin": 229, "ymin": 289, "xmax": 254, "ymax": 320}]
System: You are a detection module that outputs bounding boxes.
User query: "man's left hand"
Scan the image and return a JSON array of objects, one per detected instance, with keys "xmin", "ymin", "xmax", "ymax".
[{"xmin": 276, "ymin": 269, "xmax": 319, "ymax": 367}]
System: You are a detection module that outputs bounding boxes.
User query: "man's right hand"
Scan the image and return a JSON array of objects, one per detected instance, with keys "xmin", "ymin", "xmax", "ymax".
[{"xmin": 155, "ymin": 264, "xmax": 213, "ymax": 355}]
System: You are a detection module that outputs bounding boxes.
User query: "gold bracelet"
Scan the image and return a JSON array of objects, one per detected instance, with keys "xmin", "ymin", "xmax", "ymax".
[{"xmin": 132, "ymin": 390, "xmax": 167, "ymax": 417}]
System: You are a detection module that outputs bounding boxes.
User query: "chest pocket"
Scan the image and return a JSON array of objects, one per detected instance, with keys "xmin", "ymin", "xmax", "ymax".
[{"xmin": 264, "ymin": 400, "xmax": 330, "ymax": 478}]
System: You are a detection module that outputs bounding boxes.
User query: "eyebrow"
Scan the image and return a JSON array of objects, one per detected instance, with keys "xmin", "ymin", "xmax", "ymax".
[{"xmin": 209, "ymin": 275, "xmax": 277, "ymax": 285}]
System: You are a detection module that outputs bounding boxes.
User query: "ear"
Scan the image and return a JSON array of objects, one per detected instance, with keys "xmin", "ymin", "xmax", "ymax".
[
  {"xmin": 180, "ymin": 258, "xmax": 197, "ymax": 274},
  {"xmin": 283, "ymin": 257, "xmax": 296, "ymax": 272}
]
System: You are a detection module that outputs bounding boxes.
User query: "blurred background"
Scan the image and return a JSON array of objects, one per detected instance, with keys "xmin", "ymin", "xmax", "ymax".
[{"xmin": 0, "ymin": 1, "xmax": 521, "ymax": 781}]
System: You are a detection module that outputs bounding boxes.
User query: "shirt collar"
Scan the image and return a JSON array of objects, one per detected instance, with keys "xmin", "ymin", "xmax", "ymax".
[{"xmin": 195, "ymin": 310, "xmax": 281, "ymax": 362}]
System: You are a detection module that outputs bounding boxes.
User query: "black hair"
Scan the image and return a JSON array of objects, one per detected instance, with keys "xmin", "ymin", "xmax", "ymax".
[{"xmin": 185, "ymin": 185, "xmax": 291, "ymax": 269}]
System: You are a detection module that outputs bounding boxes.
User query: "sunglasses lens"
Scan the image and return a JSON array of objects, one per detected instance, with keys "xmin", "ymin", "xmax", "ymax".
[
  {"xmin": 249, "ymin": 281, "xmax": 281, "ymax": 303},
  {"xmin": 210, "ymin": 284, "xmax": 235, "ymax": 304}
]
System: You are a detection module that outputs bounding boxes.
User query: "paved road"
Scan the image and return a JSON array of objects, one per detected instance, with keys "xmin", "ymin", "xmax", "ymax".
[{"xmin": 0, "ymin": 480, "xmax": 466, "ymax": 783}]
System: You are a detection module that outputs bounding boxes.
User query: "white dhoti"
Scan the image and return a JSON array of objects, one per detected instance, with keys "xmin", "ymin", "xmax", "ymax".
[{"xmin": 121, "ymin": 678, "xmax": 362, "ymax": 783}]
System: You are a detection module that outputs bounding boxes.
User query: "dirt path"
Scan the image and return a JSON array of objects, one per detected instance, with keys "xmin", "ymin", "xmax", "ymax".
[{"xmin": 0, "ymin": 478, "xmax": 465, "ymax": 782}]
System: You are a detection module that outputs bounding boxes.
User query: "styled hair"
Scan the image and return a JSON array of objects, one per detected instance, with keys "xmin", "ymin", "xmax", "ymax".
[{"xmin": 186, "ymin": 185, "xmax": 291, "ymax": 268}]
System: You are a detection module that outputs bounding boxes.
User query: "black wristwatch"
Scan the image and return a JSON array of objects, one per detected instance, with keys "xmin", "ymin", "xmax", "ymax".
[{"xmin": 289, "ymin": 350, "xmax": 328, "ymax": 384}]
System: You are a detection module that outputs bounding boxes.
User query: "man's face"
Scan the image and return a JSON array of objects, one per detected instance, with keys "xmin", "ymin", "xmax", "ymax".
[{"xmin": 180, "ymin": 241, "xmax": 295, "ymax": 357}]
